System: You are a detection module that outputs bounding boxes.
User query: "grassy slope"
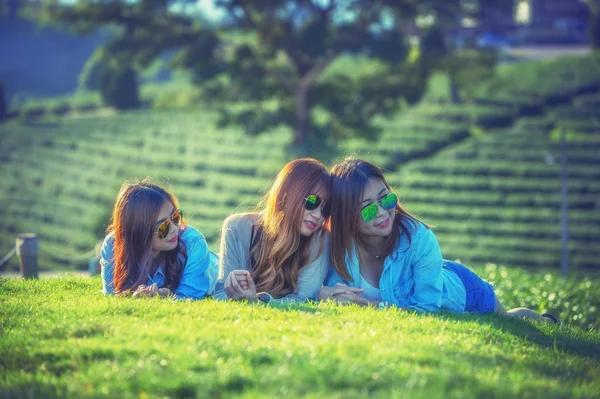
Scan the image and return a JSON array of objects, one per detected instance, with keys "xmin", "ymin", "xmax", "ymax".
[
  {"xmin": 0, "ymin": 111, "xmax": 290, "ymax": 267},
  {"xmin": 0, "ymin": 55, "xmax": 598, "ymax": 271},
  {"xmin": 1, "ymin": 55, "xmax": 599, "ymax": 277},
  {"xmin": 389, "ymin": 116, "xmax": 600, "ymax": 269},
  {"xmin": 1, "ymin": 55, "xmax": 600, "ymax": 399},
  {"xmin": 342, "ymin": 56, "xmax": 600, "ymax": 275},
  {"xmin": 0, "ymin": 102, "xmax": 505, "ymax": 271},
  {"xmin": 1, "ymin": 275, "xmax": 599, "ymax": 399}
]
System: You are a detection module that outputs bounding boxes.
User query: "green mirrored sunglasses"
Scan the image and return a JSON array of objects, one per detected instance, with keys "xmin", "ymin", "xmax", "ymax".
[
  {"xmin": 304, "ymin": 194, "xmax": 331, "ymax": 218},
  {"xmin": 361, "ymin": 193, "xmax": 398, "ymax": 223}
]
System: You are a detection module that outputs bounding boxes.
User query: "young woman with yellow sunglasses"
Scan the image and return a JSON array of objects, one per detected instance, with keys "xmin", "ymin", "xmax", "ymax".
[{"xmin": 100, "ymin": 180, "xmax": 218, "ymax": 299}]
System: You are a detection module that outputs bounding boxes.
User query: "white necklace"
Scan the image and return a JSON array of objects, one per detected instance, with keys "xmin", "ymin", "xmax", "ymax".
[{"xmin": 359, "ymin": 240, "xmax": 383, "ymax": 260}]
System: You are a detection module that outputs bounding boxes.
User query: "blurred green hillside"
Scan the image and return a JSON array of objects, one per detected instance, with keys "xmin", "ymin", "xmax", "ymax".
[{"xmin": 0, "ymin": 53, "xmax": 599, "ymax": 276}]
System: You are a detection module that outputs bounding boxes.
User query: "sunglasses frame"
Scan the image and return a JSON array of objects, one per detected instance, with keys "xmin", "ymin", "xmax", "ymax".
[
  {"xmin": 360, "ymin": 193, "xmax": 398, "ymax": 223},
  {"xmin": 304, "ymin": 194, "xmax": 331, "ymax": 218},
  {"xmin": 155, "ymin": 208, "xmax": 182, "ymax": 239}
]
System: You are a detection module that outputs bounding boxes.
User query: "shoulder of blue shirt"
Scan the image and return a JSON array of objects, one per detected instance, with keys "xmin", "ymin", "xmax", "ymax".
[
  {"xmin": 180, "ymin": 224, "xmax": 205, "ymax": 244},
  {"xmin": 395, "ymin": 216, "xmax": 432, "ymax": 252}
]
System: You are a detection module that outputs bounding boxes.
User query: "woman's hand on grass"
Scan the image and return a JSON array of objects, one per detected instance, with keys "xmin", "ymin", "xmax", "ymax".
[
  {"xmin": 233, "ymin": 269, "xmax": 250, "ymax": 290},
  {"xmin": 131, "ymin": 284, "xmax": 172, "ymax": 299},
  {"xmin": 331, "ymin": 291, "xmax": 374, "ymax": 306},
  {"xmin": 224, "ymin": 270, "xmax": 258, "ymax": 302},
  {"xmin": 132, "ymin": 283, "xmax": 158, "ymax": 298},
  {"xmin": 318, "ymin": 283, "xmax": 365, "ymax": 301}
]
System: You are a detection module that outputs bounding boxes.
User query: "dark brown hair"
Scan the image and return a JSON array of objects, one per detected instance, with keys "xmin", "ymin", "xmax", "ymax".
[
  {"xmin": 251, "ymin": 158, "xmax": 330, "ymax": 298},
  {"xmin": 329, "ymin": 158, "xmax": 424, "ymax": 281},
  {"xmin": 107, "ymin": 179, "xmax": 187, "ymax": 294}
]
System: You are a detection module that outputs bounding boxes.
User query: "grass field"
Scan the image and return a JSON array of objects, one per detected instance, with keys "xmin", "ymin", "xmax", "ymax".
[
  {"xmin": 1, "ymin": 53, "xmax": 600, "ymax": 398},
  {"xmin": 1, "ymin": 271, "xmax": 599, "ymax": 399}
]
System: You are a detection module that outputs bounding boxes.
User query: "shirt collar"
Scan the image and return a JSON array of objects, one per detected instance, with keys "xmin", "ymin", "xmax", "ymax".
[
  {"xmin": 389, "ymin": 230, "xmax": 403, "ymax": 262},
  {"xmin": 148, "ymin": 265, "xmax": 165, "ymax": 280}
]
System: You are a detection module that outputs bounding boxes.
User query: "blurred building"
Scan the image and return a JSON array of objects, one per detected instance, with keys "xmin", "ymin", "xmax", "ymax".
[
  {"xmin": 412, "ymin": 0, "xmax": 591, "ymax": 48},
  {"xmin": 513, "ymin": 0, "xmax": 589, "ymax": 44}
]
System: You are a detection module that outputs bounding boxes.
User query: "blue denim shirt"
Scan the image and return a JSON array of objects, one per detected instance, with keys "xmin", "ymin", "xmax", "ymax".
[
  {"xmin": 325, "ymin": 218, "xmax": 466, "ymax": 313},
  {"xmin": 100, "ymin": 225, "xmax": 218, "ymax": 300}
]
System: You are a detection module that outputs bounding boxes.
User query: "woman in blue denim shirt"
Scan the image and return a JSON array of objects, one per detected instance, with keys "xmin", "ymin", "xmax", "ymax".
[
  {"xmin": 100, "ymin": 180, "xmax": 218, "ymax": 299},
  {"xmin": 325, "ymin": 158, "xmax": 559, "ymax": 324}
]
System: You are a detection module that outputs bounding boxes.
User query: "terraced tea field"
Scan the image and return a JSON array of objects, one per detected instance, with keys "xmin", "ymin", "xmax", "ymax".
[
  {"xmin": 343, "ymin": 53, "xmax": 600, "ymax": 273},
  {"xmin": 0, "ymin": 107, "xmax": 471, "ymax": 271},
  {"xmin": 0, "ymin": 54, "xmax": 598, "ymax": 274},
  {"xmin": 389, "ymin": 116, "xmax": 599, "ymax": 271}
]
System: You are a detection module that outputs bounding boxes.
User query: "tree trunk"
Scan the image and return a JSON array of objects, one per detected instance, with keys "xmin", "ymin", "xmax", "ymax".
[
  {"xmin": 293, "ymin": 84, "xmax": 310, "ymax": 156},
  {"xmin": 449, "ymin": 76, "xmax": 461, "ymax": 104},
  {"xmin": 560, "ymin": 127, "xmax": 570, "ymax": 276},
  {"xmin": 287, "ymin": 53, "xmax": 338, "ymax": 156}
]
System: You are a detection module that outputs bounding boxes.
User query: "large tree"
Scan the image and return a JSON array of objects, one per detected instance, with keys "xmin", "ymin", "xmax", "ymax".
[
  {"xmin": 419, "ymin": 0, "xmax": 512, "ymax": 104},
  {"xmin": 45, "ymin": 0, "xmax": 462, "ymax": 153}
]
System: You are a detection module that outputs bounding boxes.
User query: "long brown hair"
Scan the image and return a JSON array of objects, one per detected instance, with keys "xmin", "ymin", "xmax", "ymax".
[
  {"xmin": 329, "ymin": 158, "xmax": 424, "ymax": 282},
  {"xmin": 251, "ymin": 158, "xmax": 330, "ymax": 298},
  {"xmin": 107, "ymin": 179, "xmax": 188, "ymax": 294}
]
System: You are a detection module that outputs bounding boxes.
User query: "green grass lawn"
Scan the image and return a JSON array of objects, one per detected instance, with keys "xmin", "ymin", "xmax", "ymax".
[
  {"xmin": 1, "ymin": 270, "xmax": 599, "ymax": 399},
  {"xmin": 2, "ymin": 51, "xmax": 600, "ymax": 398}
]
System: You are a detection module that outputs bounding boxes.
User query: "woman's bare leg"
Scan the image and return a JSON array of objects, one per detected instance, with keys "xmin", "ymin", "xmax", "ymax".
[{"xmin": 494, "ymin": 298, "xmax": 555, "ymax": 324}]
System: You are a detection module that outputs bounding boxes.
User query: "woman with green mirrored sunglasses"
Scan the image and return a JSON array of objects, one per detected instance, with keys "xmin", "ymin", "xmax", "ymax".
[{"xmin": 323, "ymin": 158, "xmax": 560, "ymax": 325}]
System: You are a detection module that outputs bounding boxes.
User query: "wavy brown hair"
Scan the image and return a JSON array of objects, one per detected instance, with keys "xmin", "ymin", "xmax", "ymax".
[
  {"xmin": 329, "ymin": 158, "xmax": 425, "ymax": 282},
  {"xmin": 107, "ymin": 180, "xmax": 188, "ymax": 294},
  {"xmin": 251, "ymin": 158, "xmax": 330, "ymax": 298}
]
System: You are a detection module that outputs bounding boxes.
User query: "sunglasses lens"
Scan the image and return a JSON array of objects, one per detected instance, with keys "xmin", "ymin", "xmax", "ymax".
[
  {"xmin": 322, "ymin": 201, "xmax": 331, "ymax": 218},
  {"xmin": 305, "ymin": 195, "xmax": 321, "ymax": 211},
  {"xmin": 157, "ymin": 220, "xmax": 170, "ymax": 239},
  {"xmin": 361, "ymin": 193, "xmax": 397, "ymax": 223},
  {"xmin": 361, "ymin": 204, "xmax": 378, "ymax": 223},
  {"xmin": 156, "ymin": 209, "xmax": 182, "ymax": 239},
  {"xmin": 172, "ymin": 209, "xmax": 182, "ymax": 225},
  {"xmin": 381, "ymin": 193, "xmax": 398, "ymax": 210}
]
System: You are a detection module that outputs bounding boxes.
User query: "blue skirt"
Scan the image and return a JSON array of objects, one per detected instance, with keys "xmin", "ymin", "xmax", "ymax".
[{"xmin": 443, "ymin": 260, "xmax": 497, "ymax": 314}]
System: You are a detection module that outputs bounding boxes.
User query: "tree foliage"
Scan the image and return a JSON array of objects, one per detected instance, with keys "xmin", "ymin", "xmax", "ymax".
[
  {"xmin": 44, "ymin": 0, "xmax": 474, "ymax": 153},
  {"xmin": 418, "ymin": 0, "xmax": 508, "ymax": 104},
  {"xmin": 78, "ymin": 48, "xmax": 111, "ymax": 91},
  {"xmin": 100, "ymin": 65, "xmax": 140, "ymax": 110}
]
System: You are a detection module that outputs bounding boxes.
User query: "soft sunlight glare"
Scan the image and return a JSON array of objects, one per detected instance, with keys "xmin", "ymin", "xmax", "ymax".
[
  {"xmin": 515, "ymin": 0, "xmax": 531, "ymax": 25},
  {"xmin": 195, "ymin": 0, "xmax": 225, "ymax": 20},
  {"xmin": 167, "ymin": 0, "xmax": 225, "ymax": 20}
]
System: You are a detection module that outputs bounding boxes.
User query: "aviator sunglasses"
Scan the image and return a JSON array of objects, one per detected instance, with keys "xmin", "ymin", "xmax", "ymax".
[
  {"xmin": 361, "ymin": 193, "xmax": 398, "ymax": 223},
  {"xmin": 156, "ymin": 208, "xmax": 182, "ymax": 239},
  {"xmin": 304, "ymin": 194, "xmax": 331, "ymax": 218}
]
